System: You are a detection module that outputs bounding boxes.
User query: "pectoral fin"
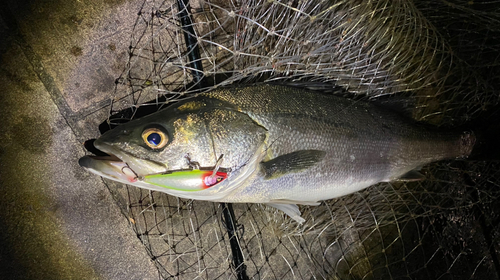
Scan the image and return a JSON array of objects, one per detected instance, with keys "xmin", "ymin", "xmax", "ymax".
[{"xmin": 261, "ymin": 150, "xmax": 326, "ymax": 180}]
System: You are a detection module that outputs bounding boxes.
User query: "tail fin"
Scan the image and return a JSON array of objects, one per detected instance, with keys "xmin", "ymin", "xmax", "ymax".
[
  {"xmin": 468, "ymin": 126, "xmax": 500, "ymax": 160},
  {"xmin": 465, "ymin": 107, "xmax": 500, "ymax": 160}
]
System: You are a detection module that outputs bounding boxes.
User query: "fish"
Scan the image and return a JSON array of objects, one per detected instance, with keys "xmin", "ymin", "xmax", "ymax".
[{"xmin": 79, "ymin": 84, "xmax": 476, "ymax": 223}]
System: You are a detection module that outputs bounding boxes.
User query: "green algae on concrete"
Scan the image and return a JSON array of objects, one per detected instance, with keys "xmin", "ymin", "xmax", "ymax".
[
  {"xmin": 0, "ymin": 42, "xmax": 99, "ymax": 280},
  {"xmin": 7, "ymin": 0, "xmax": 139, "ymax": 113},
  {"xmin": 0, "ymin": 1, "xmax": 160, "ymax": 278}
]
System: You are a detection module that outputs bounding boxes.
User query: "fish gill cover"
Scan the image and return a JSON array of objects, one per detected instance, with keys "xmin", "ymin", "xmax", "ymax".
[{"xmin": 99, "ymin": 0, "xmax": 500, "ymax": 279}]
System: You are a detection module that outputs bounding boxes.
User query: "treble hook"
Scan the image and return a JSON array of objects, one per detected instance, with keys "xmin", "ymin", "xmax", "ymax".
[
  {"xmin": 185, "ymin": 154, "xmax": 200, "ymax": 170},
  {"xmin": 211, "ymin": 154, "xmax": 224, "ymax": 177}
]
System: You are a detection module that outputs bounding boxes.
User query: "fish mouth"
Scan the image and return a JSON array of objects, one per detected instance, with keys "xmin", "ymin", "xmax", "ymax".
[{"xmin": 79, "ymin": 140, "xmax": 167, "ymax": 184}]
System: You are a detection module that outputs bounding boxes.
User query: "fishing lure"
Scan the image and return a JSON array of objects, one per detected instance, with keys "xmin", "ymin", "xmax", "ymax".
[
  {"xmin": 142, "ymin": 170, "xmax": 227, "ymax": 191},
  {"xmin": 141, "ymin": 155, "xmax": 228, "ymax": 191}
]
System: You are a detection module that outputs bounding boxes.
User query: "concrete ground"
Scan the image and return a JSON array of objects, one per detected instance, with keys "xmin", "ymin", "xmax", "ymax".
[{"xmin": 0, "ymin": 0, "xmax": 160, "ymax": 279}]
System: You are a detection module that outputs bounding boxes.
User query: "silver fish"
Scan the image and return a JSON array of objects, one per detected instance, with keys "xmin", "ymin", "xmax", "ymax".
[{"xmin": 79, "ymin": 84, "xmax": 475, "ymax": 223}]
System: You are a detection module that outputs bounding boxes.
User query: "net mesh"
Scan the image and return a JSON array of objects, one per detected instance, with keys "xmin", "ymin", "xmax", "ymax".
[{"xmin": 102, "ymin": 0, "xmax": 500, "ymax": 279}]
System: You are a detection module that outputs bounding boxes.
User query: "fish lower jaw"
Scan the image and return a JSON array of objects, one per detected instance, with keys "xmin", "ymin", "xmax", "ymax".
[
  {"xmin": 79, "ymin": 156, "xmax": 138, "ymax": 183},
  {"xmin": 93, "ymin": 145, "xmax": 168, "ymax": 177}
]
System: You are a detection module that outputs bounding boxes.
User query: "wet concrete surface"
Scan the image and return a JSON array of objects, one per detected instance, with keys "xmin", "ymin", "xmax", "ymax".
[{"xmin": 0, "ymin": 0, "xmax": 159, "ymax": 279}]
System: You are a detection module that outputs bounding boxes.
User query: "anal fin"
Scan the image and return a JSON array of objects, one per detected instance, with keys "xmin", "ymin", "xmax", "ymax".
[{"xmin": 394, "ymin": 170, "xmax": 425, "ymax": 182}]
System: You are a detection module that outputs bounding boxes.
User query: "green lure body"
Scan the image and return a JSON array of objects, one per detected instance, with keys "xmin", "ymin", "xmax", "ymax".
[{"xmin": 143, "ymin": 170, "xmax": 227, "ymax": 191}]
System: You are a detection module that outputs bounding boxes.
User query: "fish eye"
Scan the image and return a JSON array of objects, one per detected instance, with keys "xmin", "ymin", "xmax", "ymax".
[{"xmin": 142, "ymin": 128, "xmax": 168, "ymax": 149}]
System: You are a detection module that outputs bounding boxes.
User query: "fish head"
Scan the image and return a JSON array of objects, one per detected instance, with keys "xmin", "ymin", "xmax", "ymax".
[{"xmin": 79, "ymin": 98, "xmax": 268, "ymax": 199}]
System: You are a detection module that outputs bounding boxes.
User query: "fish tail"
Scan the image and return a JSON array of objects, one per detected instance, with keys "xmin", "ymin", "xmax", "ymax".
[
  {"xmin": 467, "ymin": 124, "xmax": 500, "ymax": 161},
  {"xmin": 457, "ymin": 131, "xmax": 476, "ymax": 158}
]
